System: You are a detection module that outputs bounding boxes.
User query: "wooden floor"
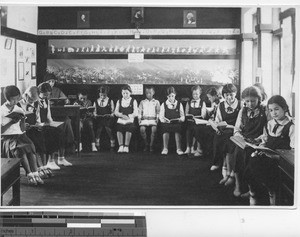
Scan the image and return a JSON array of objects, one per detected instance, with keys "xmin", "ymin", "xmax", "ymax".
[{"xmin": 19, "ymin": 151, "xmax": 249, "ymax": 206}]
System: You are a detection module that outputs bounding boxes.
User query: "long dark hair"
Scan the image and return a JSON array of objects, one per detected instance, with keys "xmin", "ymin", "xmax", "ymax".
[{"xmin": 267, "ymin": 95, "xmax": 291, "ymax": 116}]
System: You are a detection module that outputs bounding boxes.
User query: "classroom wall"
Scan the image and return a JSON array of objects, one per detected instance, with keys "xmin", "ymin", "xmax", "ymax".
[
  {"xmin": 36, "ymin": 7, "xmax": 241, "ymax": 102},
  {"xmin": 0, "ymin": 5, "xmax": 38, "ymax": 99}
]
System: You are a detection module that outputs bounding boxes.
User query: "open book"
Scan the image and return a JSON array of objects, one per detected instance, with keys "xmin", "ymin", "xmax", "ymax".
[
  {"xmin": 117, "ymin": 117, "xmax": 134, "ymax": 125},
  {"xmin": 186, "ymin": 114, "xmax": 203, "ymax": 121},
  {"xmin": 31, "ymin": 121, "xmax": 64, "ymax": 128},
  {"xmin": 164, "ymin": 118, "xmax": 181, "ymax": 124},
  {"xmin": 80, "ymin": 106, "xmax": 95, "ymax": 116},
  {"xmin": 230, "ymin": 136, "xmax": 278, "ymax": 154},
  {"xmin": 95, "ymin": 114, "xmax": 111, "ymax": 118},
  {"xmin": 140, "ymin": 119, "xmax": 157, "ymax": 126},
  {"xmin": 194, "ymin": 118, "xmax": 208, "ymax": 125},
  {"xmin": 208, "ymin": 120, "xmax": 235, "ymax": 131},
  {"xmin": 5, "ymin": 106, "xmax": 32, "ymax": 120}
]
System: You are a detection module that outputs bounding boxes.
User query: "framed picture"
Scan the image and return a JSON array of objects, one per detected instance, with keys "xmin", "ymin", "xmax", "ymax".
[
  {"xmin": 183, "ymin": 10, "xmax": 197, "ymax": 27},
  {"xmin": 77, "ymin": 11, "xmax": 90, "ymax": 28},
  {"xmin": 4, "ymin": 38, "xmax": 12, "ymax": 50},
  {"xmin": 31, "ymin": 62, "xmax": 36, "ymax": 79},
  {"xmin": 131, "ymin": 7, "xmax": 144, "ymax": 24},
  {"xmin": 18, "ymin": 62, "xmax": 24, "ymax": 81}
]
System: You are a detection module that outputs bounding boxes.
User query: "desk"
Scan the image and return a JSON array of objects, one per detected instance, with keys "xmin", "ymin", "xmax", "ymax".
[
  {"xmin": 276, "ymin": 149, "xmax": 294, "ymax": 205},
  {"xmin": 50, "ymin": 105, "xmax": 80, "ymax": 154},
  {"xmin": 1, "ymin": 158, "xmax": 21, "ymax": 206}
]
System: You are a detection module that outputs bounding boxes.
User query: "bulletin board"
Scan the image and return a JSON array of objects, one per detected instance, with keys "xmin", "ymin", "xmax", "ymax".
[
  {"xmin": 0, "ymin": 36, "xmax": 15, "ymax": 87},
  {"xmin": 16, "ymin": 40, "xmax": 37, "ymax": 93}
]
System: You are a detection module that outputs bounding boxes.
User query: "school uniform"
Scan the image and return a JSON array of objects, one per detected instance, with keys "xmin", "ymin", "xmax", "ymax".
[
  {"xmin": 1, "ymin": 103, "xmax": 36, "ymax": 158},
  {"xmin": 138, "ymin": 98, "xmax": 160, "ymax": 126},
  {"xmin": 18, "ymin": 99, "xmax": 46, "ymax": 154},
  {"xmin": 211, "ymin": 99, "xmax": 240, "ymax": 166},
  {"xmin": 233, "ymin": 104, "xmax": 268, "ymax": 173},
  {"xmin": 115, "ymin": 97, "xmax": 138, "ymax": 133},
  {"xmin": 94, "ymin": 97, "xmax": 115, "ymax": 129},
  {"xmin": 159, "ymin": 100, "xmax": 185, "ymax": 134},
  {"xmin": 37, "ymin": 98, "xmax": 63, "ymax": 154},
  {"xmin": 75, "ymin": 99, "xmax": 95, "ymax": 143},
  {"xmin": 244, "ymin": 117, "xmax": 294, "ymax": 196}
]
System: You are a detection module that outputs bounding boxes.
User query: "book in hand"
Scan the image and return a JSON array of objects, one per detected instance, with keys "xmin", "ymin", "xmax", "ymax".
[
  {"xmin": 164, "ymin": 118, "xmax": 181, "ymax": 124},
  {"xmin": 79, "ymin": 106, "xmax": 95, "ymax": 116},
  {"xmin": 5, "ymin": 107, "xmax": 32, "ymax": 120},
  {"xmin": 208, "ymin": 120, "xmax": 235, "ymax": 131},
  {"xmin": 194, "ymin": 118, "xmax": 208, "ymax": 125},
  {"xmin": 96, "ymin": 114, "xmax": 111, "ymax": 117},
  {"xmin": 117, "ymin": 117, "xmax": 134, "ymax": 125},
  {"xmin": 32, "ymin": 121, "xmax": 64, "ymax": 128},
  {"xmin": 186, "ymin": 114, "xmax": 203, "ymax": 121},
  {"xmin": 140, "ymin": 119, "xmax": 157, "ymax": 126}
]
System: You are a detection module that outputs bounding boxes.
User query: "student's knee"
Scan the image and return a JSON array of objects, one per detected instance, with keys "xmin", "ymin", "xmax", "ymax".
[{"xmin": 140, "ymin": 126, "xmax": 146, "ymax": 133}]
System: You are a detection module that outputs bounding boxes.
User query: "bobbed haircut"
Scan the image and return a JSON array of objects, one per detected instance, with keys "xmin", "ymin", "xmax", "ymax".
[{"xmin": 3, "ymin": 85, "xmax": 21, "ymax": 100}]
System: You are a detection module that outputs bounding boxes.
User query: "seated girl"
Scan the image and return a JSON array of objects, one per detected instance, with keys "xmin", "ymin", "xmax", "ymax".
[
  {"xmin": 159, "ymin": 86, "xmax": 185, "ymax": 155},
  {"xmin": 114, "ymin": 85, "xmax": 138, "ymax": 153},
  {"xmin": 244, "ymin": 95, "xmax": 294, "ymax": 205},
  {"xmin": 1, "ymin": 85, "xmax": 44, "ymax": 185}
]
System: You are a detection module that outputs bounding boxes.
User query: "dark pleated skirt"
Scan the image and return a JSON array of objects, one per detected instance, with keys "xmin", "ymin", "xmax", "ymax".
[
  {"xmin": 160, "ymin": 123, "xmax": 182, "ymax": 134},
  {"xmin": 2, "ymin": 133, "xmax": 36, "ymax": 158}
]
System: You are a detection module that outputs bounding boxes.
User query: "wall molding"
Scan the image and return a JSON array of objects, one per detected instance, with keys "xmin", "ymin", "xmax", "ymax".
[
  {"xmin": 1, "ymin": 26, "xmax": 37, "ymax": 43},
  {"xmin": 38, "ymin": 28, "xmax": 240, "ymax": 36}
]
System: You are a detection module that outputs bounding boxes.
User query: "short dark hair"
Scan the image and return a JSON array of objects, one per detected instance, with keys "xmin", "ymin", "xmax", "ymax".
[
  {"xmin": 78, "ymin": 90, "xmax": 88, "ymax": 96},
  {"xmin": 241, "ymin": 86, "xmax": 262, "ymax": 102},
  {"xmin": 98, "ymin": 86, "xmax": 110, "ymax": 94},
  {"xmin": 191, "ymin": 85, "xmax": 202, "ymax": 93},
  {"xmin": 4, "ymin": 85, "xmax": 21, "ymax": 101},
  {"xmin": 206, "ymin": 87, "xmax": 218, "ymax": 97},
  {"xmin": 166, "ymin": 86, "xmax": 176, "ymax": 96},
  {"xmin": 145, "ymin": 86, "xmax": 155, "ymax": 92},
  {"xmin": 43, "ymin": 73, "xmax": 57, "ymax": 82},
  {"xmin": 38, "ymin": 82, "xmax": 52, "ymax": 94},
  {"xmin": 121, "ymin": 84, "xmax": 132, "ymax": 93},
  {"xmin": 222, "ymin": 84, "xmax": 237, "ymax": 96}
]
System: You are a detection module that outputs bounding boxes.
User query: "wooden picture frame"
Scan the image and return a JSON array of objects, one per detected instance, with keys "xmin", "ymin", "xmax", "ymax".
[
  {"xmin": 77, "ymin": 11, "xmax": 90, "ymax": 28},
  {"xmin": 4, "ymin": 38, "xmax": 12, "ymax": 50},
  {"xmin": 131, "ymin": 7, "xmax": 144, "ymax": 24},
  {"xmin": 31, "ymin": 62, "xmax": 36, "ymax": 79},
  {"xmin": 18, "ymin": 62, "xmax": 24, "ymax": 81},
  {"xmin": 183, "ymin": 10, "xmax": 197, "ymax": 27}
]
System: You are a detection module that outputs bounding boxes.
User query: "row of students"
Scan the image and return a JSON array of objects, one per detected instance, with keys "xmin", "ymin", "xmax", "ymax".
[
  {"xmin": 205, "ymin": 84, "xmax": 294, "ymax": 205},
  {"xmin": 76, "ymin": 84, "xmax": 212, "ymax": 155}
]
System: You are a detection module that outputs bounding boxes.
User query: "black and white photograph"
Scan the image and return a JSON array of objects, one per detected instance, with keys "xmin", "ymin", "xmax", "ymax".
[{"xmin": 0, "ymin": 1, "xmax": 299, "ymax": 236}]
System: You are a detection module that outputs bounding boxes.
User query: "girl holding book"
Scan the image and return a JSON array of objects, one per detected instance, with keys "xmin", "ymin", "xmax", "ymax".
[
  {"xmin": 19, "ymin": 86, "xmax": 53, "ymax": 178},
  {"xmin": 93, "ymin": 86, "xmax": 116, "ymax": 151},
  {"xmin": 231, "ymin": 86, "xmax": 268, "ymax": 197},
  {"xmin": 38, "ymin": 82, "xmax": 72, "ymax": 170},
  {"xmin": 1, "ymin": 85, "xmax": 44, "ymax": 185},
  {"xmin": 212, "ymin": 84, "xmax": 240, "ymax": 183},
  {"xmin": 244, "ymin": 95, "xmax": 294, "ymax": 205},
  {"xmin": 184, "ymin": 85, "xmax": 207, "ymax": 157},
  {"xmin": 74, "ymin": 90, "xmax": 97, "ymax": 152},
  {"xmin": 114, "ymin": 85, "xmax": 138, "ymax": 153},
  {"xmin": 159, "ymin": 86, "xmax": 185, "ymax": 155}
]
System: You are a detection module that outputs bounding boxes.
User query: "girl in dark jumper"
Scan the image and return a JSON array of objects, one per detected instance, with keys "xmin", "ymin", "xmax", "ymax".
[
  {"xmin": 114, "ymin": 85, "xmax": 138, "ymax": 153},
  {"xmin": 94, "ymin": 86, "xmax": 116, "ymax": 151},
  {"xmin": 230, "ymin": 86, "xmax": 268, "ymax": 196},
  {"xmin": 211, "ymin": 84, "xmax": 240, "ymax": 183},
  {"xmin": 159, "ymin": 87, "xmax": 185, "ymax": 155},
  {"xmin": 244, "ymin": 95, "xmax": 294, "ymax": 205}
]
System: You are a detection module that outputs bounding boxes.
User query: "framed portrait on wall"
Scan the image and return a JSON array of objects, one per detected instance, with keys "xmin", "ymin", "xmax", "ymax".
[
  {"xmin": 4, "ymin": 38, "xmax": 12, "ymax": 50},
  {"xmin": 77, "ymin": 11, "xmax": 90, "ymax": 28},
  {"xmin": 18, "ymin": 62, "xmax": 24, "ymax": 81},
  {"xmin": 183, "ymin": 10, "xmax": 197, "ymax": 27},
  {"xmin": 31, "ymin": 62, "xmax": 36, "ymax": 79},
  {"xmin": 131, "ymin": 7, "xmax": 144, "ymax": 24}
]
